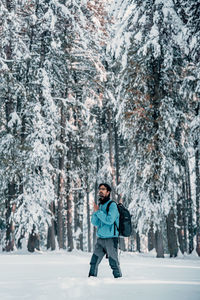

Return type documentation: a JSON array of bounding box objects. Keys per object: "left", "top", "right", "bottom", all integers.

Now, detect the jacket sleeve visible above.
[
  {"left": 95, "top": 202, "right": 118, "bottom": 225},
  {"left": 91, "top": 211, "right": 101, "bottom": 227}
]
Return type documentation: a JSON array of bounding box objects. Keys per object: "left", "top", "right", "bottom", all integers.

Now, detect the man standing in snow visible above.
[{"left": 88, "top": 183, "right": 122, "bottom": 278}]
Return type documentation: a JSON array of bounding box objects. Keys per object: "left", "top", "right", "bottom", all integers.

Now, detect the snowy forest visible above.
[{"left": 0, "top": 0, "right": 199, "bottom": 258}]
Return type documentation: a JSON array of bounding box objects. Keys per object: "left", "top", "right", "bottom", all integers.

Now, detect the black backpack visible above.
[{"left": 106, "top": 201, "right": 132, "bottom": 237}]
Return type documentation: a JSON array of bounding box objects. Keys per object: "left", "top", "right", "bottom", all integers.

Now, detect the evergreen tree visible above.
[{"left": 112, "top": 0, "right": 189, "bottom": 256}]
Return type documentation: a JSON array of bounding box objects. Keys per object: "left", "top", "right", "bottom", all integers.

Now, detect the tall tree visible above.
[{"left": 110, "top": 0, "right": 189, "bottom": 256}]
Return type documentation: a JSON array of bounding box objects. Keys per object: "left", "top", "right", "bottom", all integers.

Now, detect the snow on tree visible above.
[{"left": 108, "top": 0, "right": 196, "bottom": 256}]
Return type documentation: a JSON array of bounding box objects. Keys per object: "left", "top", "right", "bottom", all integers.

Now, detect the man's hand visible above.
[{"left": 93, "top": 202, "right": 99, "bottom": 212}]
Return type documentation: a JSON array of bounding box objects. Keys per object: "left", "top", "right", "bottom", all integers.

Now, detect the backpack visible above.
[{"left": 106, "top": 201, "right": 132, "bottom": 237}]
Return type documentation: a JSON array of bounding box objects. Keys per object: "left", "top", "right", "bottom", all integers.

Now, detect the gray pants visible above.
[{"left": 89, "top": 237, "right": 122, "bottom": 278}]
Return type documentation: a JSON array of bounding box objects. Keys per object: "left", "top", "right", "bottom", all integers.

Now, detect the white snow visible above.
[{"left": 0, "top": 250, "right": 199, "bottom": 300}]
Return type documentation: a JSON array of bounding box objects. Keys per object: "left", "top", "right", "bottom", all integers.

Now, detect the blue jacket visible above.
[{"left": 91, "top": 200, "right": 119, "bottom": 238}]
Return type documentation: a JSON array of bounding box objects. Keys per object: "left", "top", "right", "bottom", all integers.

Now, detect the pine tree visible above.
[
  {"left": 0, "top": 0, "right": 25, "bottom": 250},
  {"left": 111, "top": 0, "right": 189, "bottom": 256},
  {"left": 176, "top": 0, "right": 200, "bottom": 255}
]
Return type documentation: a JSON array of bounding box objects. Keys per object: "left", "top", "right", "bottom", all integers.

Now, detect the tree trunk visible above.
[
  {"left": 66, "top": 189, "right": 73, "bottom": 251},
  {"left": 66, "top": 135, "right": 74, "bottom": 252},
  {"left": 150, "top": 57, "right": 164, "bottom": 258},
  {"left": 57, "top": 104, "right": 66, "bottom": 249},
  {"left": 4, "top": 183, "right": 16, "bottom": 251},
  {"left": 114, "top": 122, "right": 121, "bottom": 203},
  {"left": 195, "top": 143, "right": 200, "bottom": 256},
  {"left": 5, "top": 208, "right": 15, "bottom": 252},
  {"left": 177, "top": 191, "right": 187, "bottom": 254},
  {"left": 185, "top": 160, "right": 194, "bottom": 254},
  {"left": 4, "top": 20, "right": 15, "bottom": 251},
  {"left": 57, "top": 175, "right": 64, "bottom": 249},
  {"left": 78, "top": 191, "right": 84, "bottom": 251},
  {"left": 136, "top": 232, "right": 140, "bottom": 252},
  {"left": 166, "top": 208, "right": 178, "bottom": 257},
  {"left": 86, "top": 183, "right": 91, "bottom": 252},
  {"left": 93, "top": 117, "right": 101, "bottom": 250},
  {"left": 128, "top": 229, "right": 137, "bottom": 252},
  {"left": 194, "top": 104, "right": 200, "bottom": 256},
  {"left": 118, "top": 237, "right": 126, "bottom": 251},
  {"left": 148, "top": 223, "right": 155, "bottom": 252},
  {"left": 74, "top": 189, "right": 84, "bottom": 251},
  {"left": 177, "top": 199, "right": 185, "bottom": 254},
  {"left": 155, "top": 228, "right": 164, "bottom": 258},
  {"left": 93, "top": 167, "right": 98, "bottom": 250},
  {"left": 107, "top": 108, "right": 116, "bottom": 201},
  {"left": 27, "top": 226, "right": 40, "bottom": 253},
  {"left": 47, "top": 202, "right": 56, "bottom": 250}
]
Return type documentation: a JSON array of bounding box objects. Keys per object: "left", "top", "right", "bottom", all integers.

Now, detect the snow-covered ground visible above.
[{"left": 0, "top": 250, "right": 200, "bottom": 300}]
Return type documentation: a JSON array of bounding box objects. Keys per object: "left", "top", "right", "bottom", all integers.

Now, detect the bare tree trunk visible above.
[
  {"left": 166, "top": 208, "right": 178, "bottom": 257},
  {"left": 4, "top": 10, "right": 15, "bottom": 251},
  {"left": 93, "top": 112, "right": 102, "bottom": 250},
  {"left": 155, "top": 228, "right": 164, "bottom": 258},
  {"left": 93, "top": 160, "right": 98, "bottom": 250},
  {"left": 72, "top": 81, "right": 84, "bottom": 251},
  {"left": 86, "top": 182, "right": 91, "bottom": 252},
  {"left": 78, "top": 192, "right": 84, "bottom": 251},
  {"left": 107, "top": 108, "right": 116, "bottom": 201},
  {"left": 113, "top": 121, "right": 126, "bottom": 250},
  {"left": 194, "top": 104, "right": 200, "bottom": 256},
  {"left": 136, "top": 232, "right": 140, "bottom": 252},
  {"left": 5, "top": 184, "right": 16, "bottom": 252},
  {"left": 128, "top": 228, "right": 137, "bottom": 252},
  {"left": 66, "top": 189, "right": 73, "bottom": 251},
  {"left": 57, "top": 172, "right": 64, "bottom": 249},
  {"left": 66, "top": 136, "right": 74, "bottom": 251},
  {"left": 114, "top": 122, "right": 122, "bottom": 203},
  {"left": 185, "top": 160, "right": 194, "bottom": 254},
  {"left": 5, "top": 67, "right": 15, "bottom": 251},
  {"left": 195, "top": 144, "right": 200, "bottom": 255},
  {"left": 177, "top": 198, "right": 184, "bottom": 254},
  {"left": 27, "top": 225, "right": 40, "bottom": 252},
  {"left": 148, "top": 223, "right": 155, "bottom": 252},
  {"left": 57, "top": 104, "right": 66, "bottom": 249},
  {"left": 47, "top": 202, "right": 56, "bottom": 250},
  {"left": 66, "top": 178, "right": 73, "bottom": 252},
  {"left": 74, "top": 188, "right": 84, "bottom": 251},
  {"left": 177, "top": 188, "right": 187, "bottom": 254},
  {"left": 150, "top": 57, "right": 164, "bottom": 258}
]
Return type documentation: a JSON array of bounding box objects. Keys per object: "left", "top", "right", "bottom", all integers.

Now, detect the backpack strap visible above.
[
  {"left": 106, "top": 200, "right": 115, "bottom": 214},
  {"left": 106, "top": 201, "right": 119, "bottom": 234}
]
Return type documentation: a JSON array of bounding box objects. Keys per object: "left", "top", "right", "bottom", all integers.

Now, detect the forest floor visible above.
[{"left": 0, "top": 249, "right": 200, "bottom": 300}]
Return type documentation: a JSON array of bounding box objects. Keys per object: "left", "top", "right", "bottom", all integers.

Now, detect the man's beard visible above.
[{"left": 99, "top": 195, "right": 110, "bottom": 205}]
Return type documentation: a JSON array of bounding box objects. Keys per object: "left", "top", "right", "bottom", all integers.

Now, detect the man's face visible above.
[{"left": 99, "top": 185, "right": 110, "bottom": 199}]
